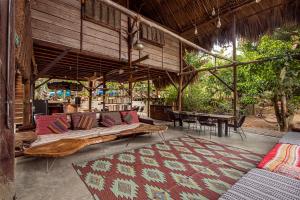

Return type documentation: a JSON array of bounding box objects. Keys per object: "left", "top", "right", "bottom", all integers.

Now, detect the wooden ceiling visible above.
[
  {"left": 129, "top": 0, "right": 299, "bottom": 49},
  {"left": 33, "top": 40, "right": 176, "bottom": 83}
]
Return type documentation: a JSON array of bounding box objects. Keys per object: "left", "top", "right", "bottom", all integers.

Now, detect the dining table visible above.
[{"left": 173, "top": 111, "right": 235, "bottom": 137}]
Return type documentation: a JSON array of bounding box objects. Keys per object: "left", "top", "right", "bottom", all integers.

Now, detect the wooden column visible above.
[
  {"left": 102, "top": 75, "right": 106, "bottom": 111},
  {"left": 147, "top": 71, "right": 151, "bottom": 117},
  {"left": 127, "top": 18, "right": 133, "bottom": 109},
  {"left": 178, "top": 42, "right": 183, "bottom": 111},
  {"left": 0, "top": 0, "right": 15, "bottom": 198},
  {"left": 23, "top": 78, "right": 32, "bottom": 126},
  {"left": 232, "top": 15, "right": 238, "bottom": 130},
  {"left": 88, "top": 81, "right": 93, "bottom": 111}
]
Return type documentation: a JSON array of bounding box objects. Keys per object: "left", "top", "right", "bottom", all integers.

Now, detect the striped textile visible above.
[
  {"left": 78, "top": 115, "right": 94, "bottom": 130},
  {"left": 258, "top": 143, "right": 300, "bottom": 172},
  {"left": 219, "top": 168, "right": 300, "bottom": 200},
  {"left": 48, "top": 118, "right": 69, "bottom": 134},
  {"left": 31, "top": 123, "right": 141, "bottom": 147}
]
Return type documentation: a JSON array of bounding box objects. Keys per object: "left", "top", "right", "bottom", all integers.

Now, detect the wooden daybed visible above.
[{"left": 22, "top": 123, "right": 168, "bottom": 158}]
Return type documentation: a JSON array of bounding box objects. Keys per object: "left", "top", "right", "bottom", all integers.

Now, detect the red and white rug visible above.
[{"left": 73, "top": 136, "right": 262, "bottom": 200}]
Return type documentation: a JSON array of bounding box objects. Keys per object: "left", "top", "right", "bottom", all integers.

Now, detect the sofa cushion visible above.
[
  {"left": 101, "top": 115, "right": 116, "bottom": 127},
  {"left": 71, "top": 112, "right": 97, "bottom": 129},
  {"left": 258, "top": 143, "right": 300, "bottom": 172},
  {"left": 48, "top": 118, "right": 69, "bottom": 134},
  {"left": 36, "top": 115, "right": 68, "bottom": 135},
  {"left": 101, "top": 112, "right": 122, "bottom": 125},
  {"left": 120, "top": 111, "right": 139, "bottom": 124},
  {"left": 77, "top": 115, "right": 94, "bottom": 130},
  {"left": 52, "top": 113, "right": 71, "bottom": 128}
]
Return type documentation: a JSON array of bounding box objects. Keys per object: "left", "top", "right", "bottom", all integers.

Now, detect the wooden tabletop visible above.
[{"left": 173, "top": 111, "right": 234, "bottom": 120}]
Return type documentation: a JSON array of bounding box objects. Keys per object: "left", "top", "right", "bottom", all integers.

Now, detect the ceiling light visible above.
[
  {"left": 194, "top": 26, "right": 198, "bottom": 35},
  {"left": 256, "top": 0, "right": 261, "bottom": 3},
  {"left": 134, "top": 42, "right": 144, "bottom": 50},
  {"left": 212, "top": 7, "right": 216, "bottom": 16},
  {"left": 217, "top": 17, "right": 222, "bottom": 28},
  {"left": 119, "top": 69, "right": 124, "bottom": 75}
]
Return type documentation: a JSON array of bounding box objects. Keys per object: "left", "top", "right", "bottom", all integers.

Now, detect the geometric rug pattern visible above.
[{"left": 73, "top": 135, "right": 262, "bottom": 200}]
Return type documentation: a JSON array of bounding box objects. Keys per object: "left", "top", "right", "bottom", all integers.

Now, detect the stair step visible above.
[{"left": 15, "top": 113, "right": 23, "bottom": 118}]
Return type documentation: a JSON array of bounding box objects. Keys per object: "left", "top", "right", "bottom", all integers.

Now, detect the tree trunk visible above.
[
  {"left": 280, "top": 92, "right": 289, "bottom": 131},
  {"left": 272, "top": 93, "right": 289, "bottom": 132}
]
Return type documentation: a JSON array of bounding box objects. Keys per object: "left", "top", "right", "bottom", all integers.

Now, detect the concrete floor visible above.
[{"left": 16, "top": 127, "right": 279, "bottom": 200}]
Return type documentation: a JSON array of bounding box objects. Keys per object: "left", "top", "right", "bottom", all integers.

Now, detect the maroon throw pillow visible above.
[
  {"left": 77, "top": 115, "right": 94, "bottom": 130},
  {"left": 71, "top": 112, "right": 97, "bottom": 129},
  {"left": 36, "top": 115, "right": 68, "bottom": 135},
  {"left": 120, "top": 111, "right": 139, "bottom": 124},
  {"left": 101, "top": 115, "right": 116, "bottom": 127},
  {"left": 48, "top": 118, "right": 69, "bottom": 134}
]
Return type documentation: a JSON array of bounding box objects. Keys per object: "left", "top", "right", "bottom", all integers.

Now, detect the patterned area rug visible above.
[{"left": 73, "top": 136, "right": 262, "bottom": 200}]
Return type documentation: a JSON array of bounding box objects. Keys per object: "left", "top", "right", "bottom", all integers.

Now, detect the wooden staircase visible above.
[{"left": 15, "top": 74, "right": 24, "bottom": 125}]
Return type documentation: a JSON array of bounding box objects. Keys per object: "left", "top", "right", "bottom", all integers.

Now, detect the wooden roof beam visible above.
[
  {"left": 100, "top": 0, "right": 232, "bottom": 62},
  {"left": 34, "top": 48, "right": 70, "bottom": 80}
]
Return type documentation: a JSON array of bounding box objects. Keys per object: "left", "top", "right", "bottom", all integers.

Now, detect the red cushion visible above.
[
  {"left": 71, "top": 112, "right": 97, "bottom": 129},
  {"left": 101, "top": 115, "right": 116, "bottom": 127},
  {"left": 48, "top": 118, "right": 69, "bottom": 134},
  {"left": 120, "top": 111, "right": 139, "bottom": 124},
  {"left": 36, "top": 115, "right": 68, "bottom": 135},
  {"left": 77, "top": 115, "right": 94, "bottom": 130}
]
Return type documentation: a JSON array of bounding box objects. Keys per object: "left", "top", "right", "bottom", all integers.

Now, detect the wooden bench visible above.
[{"left": 23, "top": 124, "right": 168, "bottom": 158}]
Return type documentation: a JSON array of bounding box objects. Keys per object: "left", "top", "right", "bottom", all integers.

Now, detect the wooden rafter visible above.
[
  {"left": 35, "top": 78, "right": 52, "bottom": 90},
  {"left": 132, "top": 55, "right": 149, "bottom": 65},
  {"left": 35, "top": 48, "right": 70, "bottom": 80},
  {"left": 165, "top": 70, "right": 178, "bottom": 90},
  {"left": 208, "top": 70, "right": 234, "bottom": 92}
]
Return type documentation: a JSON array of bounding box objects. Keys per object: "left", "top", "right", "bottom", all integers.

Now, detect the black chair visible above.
[
  {"left": 167, "top": 111, "right": 181, "bottom": 127},
  {"left": 197, "top": 116, "right": 217, "bottom": 138},
  {"left": 135, "top": 106, "right": 140, "bottom": 112},
  {"left": 180, "top": 112, "right": 197, "bottom": 131},
  {"left": 139, "top": 106, "right": 144, "bottom": 113},
  {"left": 228, "top": 116, "right": 246, "bottom": 140}
]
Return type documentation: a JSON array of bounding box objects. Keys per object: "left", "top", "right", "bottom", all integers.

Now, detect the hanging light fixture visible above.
[
  {"left": 134, "top": 42, "right": 144, "bottom": 50},
  {"left": 216, "top": 0, "right": 221, "bottom": 28},
  {"left": 134, "top": 17, "right": 144, "bottom": 50},
  {"left": 194, "top": 24, "right": 198, "bottom": 35},
  {"left": 118, "top": 69, "right": 124, "bottom": 75},
  {"left": 212, "top": 7, "right": 216, "bottom": 16},
  {"left": 217, "top": 17, "right": 222, "bottom": 28}
]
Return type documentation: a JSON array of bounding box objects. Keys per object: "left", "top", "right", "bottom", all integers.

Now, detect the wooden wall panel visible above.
[
  {"left": 82, "top": 21, "right": 120, "bottom": 57},
  {"left": 163, "top": 33, "right": 180, "bottom": 71},
  {"left": 31, "top": 0, "right": 81, "bottom": 49},
  {"left": 31, "top": 0, "right": 181, "bottom": 72}
]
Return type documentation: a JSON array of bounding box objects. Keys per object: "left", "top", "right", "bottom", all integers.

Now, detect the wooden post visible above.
[
  {"left": 0, "top": 0, "right": 15, "bottom": 198},
  {"left": 147, "top": 71, "right": 151, "bottom": 117},
  {"left": 128, "top": 18, "right": 133, "bottom": 109},
  {"left": 129, "top": 74, "right": 133, "bottom": 109},
  {"left": 23, "top": 79, "right": 32, "bottom": 126},
  {"left": 233, "top": 15, "right": 238, "bottom": 130},
  {"left": 178, "top": 42, "right": 183, "bottom": 111},
  {"left": 88, "top": 81, "right": 93, "bottom": 111},
  {"left": 102, "top": 76, "right": 106, "bottom": 111}
]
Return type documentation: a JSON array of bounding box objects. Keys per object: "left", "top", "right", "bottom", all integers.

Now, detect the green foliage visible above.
[{"left": 162, "top": 27, "right": 300, "bottom": 122}]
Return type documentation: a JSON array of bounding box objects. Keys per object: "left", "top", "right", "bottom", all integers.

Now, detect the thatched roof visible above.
[{"left": 129, "top": 0, "right": 299, "bottom": 49}]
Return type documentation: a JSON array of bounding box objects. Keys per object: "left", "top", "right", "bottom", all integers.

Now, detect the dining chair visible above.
[
  {"left": 228, "top": 115, "right": 246, "bottom": 140},
  {"left": 180, "top": 112, "right": 197, "bottom": 131},
  {"left": 197, "top": 116, "right": 217, "bottom": 138},
  {"left": 167, "top": 111, "right": 181, "bottom": 127}
]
